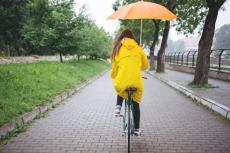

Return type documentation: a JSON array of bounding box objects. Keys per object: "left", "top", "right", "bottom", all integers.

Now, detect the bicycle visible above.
[
  {"left": 122, "top": 87, "right": 137, "bottom": 153},
  {"left": 120, "top": 77, "right": 147, "bottom": 153}
]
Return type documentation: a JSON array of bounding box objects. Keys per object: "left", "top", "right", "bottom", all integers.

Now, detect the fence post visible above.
[
  {"left": 192, "top": 51, "right": 197, "bottom": 67},
  {"left": 181, "top": 52, "right": 186, "bottom": 65},
  {"left": 177, "top": 52, "right": 181, "bottom": 64},
  {"left": 168, "top": 53, "right": 172, "bottom": 64},
  {"left": 187, "top": 51, "right": 191, "bottom": 66},
  {"left": 173, "top": 52, "right": 176, "bottom": 64},
  {"left": 219, "top": 49, "right": 225, "bottom": 71},
  {"left": 165, "top": 52, "right": 168, "bottom": 63},
  {"left": 208, "top": 50, "right": 213, "bottom": 68},
  {"left": 167, "top": 52, "right": 170, "bottom": 63},
  {"left": 169, "top": 53, "right": 172, "bottom": 64}
]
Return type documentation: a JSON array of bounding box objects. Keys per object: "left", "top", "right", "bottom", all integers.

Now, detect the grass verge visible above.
[
  {"left": 0, "top": 59, "right": 109, "bottom": 126},
  {"left": 0, "top": 124, "right": 28, "bottom": 145}
]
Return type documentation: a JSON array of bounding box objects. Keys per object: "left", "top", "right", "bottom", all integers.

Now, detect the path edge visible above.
[{"left": 146, "top": 71, "right": 230, "bottom": 120}]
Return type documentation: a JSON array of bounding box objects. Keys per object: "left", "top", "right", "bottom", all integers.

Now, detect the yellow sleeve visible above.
[
  {"left": 140, "top": 48, "right": 149, "bottom": 71},
  {"left": 110, "top": 60, "right": 118, "bottom": 79},
  {"left": 141, "top": 48, "right": 149, "bottom": 71}
]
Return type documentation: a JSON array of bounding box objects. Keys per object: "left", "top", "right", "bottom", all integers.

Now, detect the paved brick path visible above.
[
  {"left": 1, "top": 72, "right": 230, "bottom": 153},
  {"left": 154, "top": 69, "right": 230, "bottom": 108}
]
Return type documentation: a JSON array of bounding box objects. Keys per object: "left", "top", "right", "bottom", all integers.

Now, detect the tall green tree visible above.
[
  {"left": 75, "top": 21, "right": 112, "bottom": 59},
  {"left": 22, "top": 0, "right": 54, "bottom": 54},
  {"left": 1, "top": 0, "right": 112, "bottom": 60},
  {"left": 156, "top": 0, "right": 207, "bottom": 72},
  {"left": 0, "top": 0, "right": 28, "bottom": 56},
  {"left": 49, "top": 0, "right": 76, "bottom": 62},
  {"left": 149, "top": 20, "right": 161, "bottom": 70},
  {"left": 23, "top": 0, "right": 78, "bottom": 61},
  {"left": 157, "top": 20, "right": 170, "bottom": 72},
  {"left": 193, "top": 0, "right": 226, "bottom": 85}
]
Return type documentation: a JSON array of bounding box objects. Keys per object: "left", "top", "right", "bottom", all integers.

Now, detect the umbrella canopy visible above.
[
  {"left": 107, "top": 0, "right": 177, "bottom": 45},
  {"left": 107, "top": 0, "right": 176, "bottom": 20}
]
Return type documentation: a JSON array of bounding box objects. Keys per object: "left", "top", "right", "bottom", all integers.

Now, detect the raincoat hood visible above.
[{"left": 121, "top": 38, "right": 138, "bottom": 50}]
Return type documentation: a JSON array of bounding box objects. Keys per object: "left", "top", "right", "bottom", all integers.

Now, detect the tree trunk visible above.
[
  {"left": 16, "top": 46, "right": 21, "bottom": 56},
  {"left": 156, "top": 21, "right": 170, "bottom": 73},
  {"left": 60, "top": 51, "right": 63, "bottom": 62},
  {"left": 149, "top": 20, "right": 160, "bottom": 71},
  {"left": 7, "top": 44, "right": 10, "bottom": 57},
  {"left": 193, "top": 0, "right": 225, "bottom": 85}
]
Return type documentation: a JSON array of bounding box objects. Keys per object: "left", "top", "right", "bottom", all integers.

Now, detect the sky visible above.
[
  {"left": 74, "top": 0, "right": 119, "bottom": 35},
  {"left": 74, "top": 0, "right": 230, "bottom": 41}
]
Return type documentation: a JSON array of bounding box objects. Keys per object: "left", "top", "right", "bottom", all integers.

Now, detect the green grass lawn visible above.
[{"left": 0, "top": 60, "right": 109, "bottom": 126}]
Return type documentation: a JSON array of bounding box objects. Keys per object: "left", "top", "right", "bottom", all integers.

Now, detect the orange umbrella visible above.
[{"left": 107, "top": 0, "right": 177, "bottom": 44}]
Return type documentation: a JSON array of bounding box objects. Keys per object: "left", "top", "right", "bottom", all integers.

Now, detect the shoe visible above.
[
  {"left": 114, "top": 105, "right": 121, "bottom": 116},
  {"left": 134, "top": 128, "right": 141, "bottom": 136}
]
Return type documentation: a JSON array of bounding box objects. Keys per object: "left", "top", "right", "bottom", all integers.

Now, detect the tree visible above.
[
  {"left": 75, "top": 21, "right": 112, "bottom": 59},
  {"left": 0, "top": 0, "right": 28, "bottom": 56},
  {"left": 157, "top": 20, "right": 170, "bottom": 72},
  {"left": 23, "top": 0, "right": 81, "bottom": 61},
  {"left": 156, "top": 0, "right": 176, "bottom": 72},
  {"left": 149, "top": 20, "right": 161, "bottom": 70},
  {"left": 213, "top": 24, "right": 230, "bottom": 49},
  {"left": 20, "top": 0, "right": 112, "bottom": 60},
  {"left": 193, "top": 0, "right": 226, "bottom": 85},
  {"left": 22, "top": 0, "right": 54, "bottom": 55},
  {"left": 0, "top": 0, "right": 112, "bottom": 59},
  {"left": 48, "top": 0, "right": 77, "bottom": 62},
  {"left": 66, "top": 8, "right": 91, "bottom": 59},
  {"left": 156, "top": 0, "right": 207, "bottom": 72}
]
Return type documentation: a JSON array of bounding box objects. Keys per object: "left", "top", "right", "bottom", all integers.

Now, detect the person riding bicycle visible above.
[{"left": 110, "top": 29, "right": 149, "bottom": 136}]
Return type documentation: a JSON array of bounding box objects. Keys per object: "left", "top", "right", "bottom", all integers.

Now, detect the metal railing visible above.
[{"left": 165, "top": 49, "right": 230, "bottom": 72}]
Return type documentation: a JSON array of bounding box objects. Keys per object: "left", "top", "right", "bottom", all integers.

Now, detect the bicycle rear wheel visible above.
[{"left": 123, "top": 97, "right": 134, "bottom": 153}]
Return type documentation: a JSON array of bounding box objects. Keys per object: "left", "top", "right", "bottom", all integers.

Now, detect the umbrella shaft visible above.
[{"left": 140, "top": 19, "right": 143, "bottom": 46}]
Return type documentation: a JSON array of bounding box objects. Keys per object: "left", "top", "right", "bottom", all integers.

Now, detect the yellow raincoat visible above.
[{"left": 110, "top": 38, "right": 149, "bottom": 103}]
